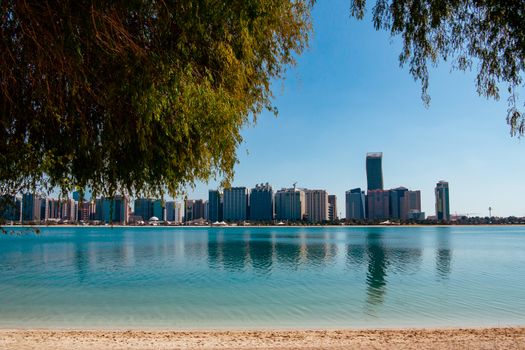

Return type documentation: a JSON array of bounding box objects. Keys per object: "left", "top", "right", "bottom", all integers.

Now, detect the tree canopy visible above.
[
  {"left": 1, "top": 1, "right": 523, "bottom": 201},
  {"left": 0, "top": 1, "right": 312, "bottom": 199},
  {"left": 350, "top": 0, "right": 525, "bottom": 135}
]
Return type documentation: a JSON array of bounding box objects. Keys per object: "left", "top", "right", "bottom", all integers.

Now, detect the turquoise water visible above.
[{"left": 0, "top": 226, "right": 524, "bottom": 329}]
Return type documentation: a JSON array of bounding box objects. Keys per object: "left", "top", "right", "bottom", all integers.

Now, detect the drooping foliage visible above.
[
  {"left": 350, "top": 0, "right": 525, "bottom": 135},
  {"left": 0, "top": 1, "right": 312, "bottom": 199}
]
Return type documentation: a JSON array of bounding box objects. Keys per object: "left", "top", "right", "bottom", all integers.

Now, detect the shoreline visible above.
[
  {"left": 4, "top": 224, "right": 525, "bottom": 228},
  {"left": 2, "top": 327, "right": 524, "bottom": 349}
]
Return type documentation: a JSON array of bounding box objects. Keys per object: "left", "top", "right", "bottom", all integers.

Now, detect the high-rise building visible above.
[
  {"left": 305, "top": 189, "right": 329, "bottom": 223},
  {"left": 165, "top": 201, "right": 175, "bottom": 221},
  {"left": 152, "top": 199, "right": 163, "bottom": 220},
  {"left": 134, "top": 198, "right": 151, "bottom": 221},
  {"left": 223, "top": 187, "right": 249, "bottom": 222},
  {"left": 345, "top": 188, "right": 366, "bottom": 220},
  {"left": 0, "top": 196, "right": 21, "bottom": 222},
  {"left": 404, "top": 190, "right": 422, "bottom": 220},
  {"left": 184, "top": 199, "right": 206, "bottom": 222},
  {"left": 79, "top": 201, "right": 94, "bottom": 222},
  {"left": 366, "top": 152, "right": 383, "bottom": 191},
  {"left": 249, "top": 183, "right": 273, "bottom": 221},
  {"left": 435, "top": 181, "right": 450, "bottom": 221},
  {"left": 193, "top": 199, "right": 206, "bottom": 220},
  {"left": 184, "top": 199, "right": 195, "bottom": 222},
  {"left": 275, "top": 188, "right": 305, "bottom": 221},
  {"left": 165, "top": 201, "right": 183, "bottom": 223},
  {"left": 134, "top": 198, "right": 164, "bottom": 221},
  {"left": 366, "top": 189, "right": 390, "bottom": 220},
  {"left": 389, "top": 187, "right": 408, "bottom": 219},
  {"left": 22, "top": 193, "right": 43, "bottom": 222},
  {"left": 208, "top": 190, "right": 223, "bottom": 222},
  {"left": 174, "top": 202, "right": 183, "bottom": 223},
  {"left": 328, "top": 195, "right": 337, "bottom": 221},
  {"left": 389, "top": 187, "right": 422, "bottom": 220},
  {"left": 100, "top": 195, "right": 129, "bottom": 224}
]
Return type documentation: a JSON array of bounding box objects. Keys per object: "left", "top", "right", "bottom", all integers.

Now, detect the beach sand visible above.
[{"left": 1, "top": 327, "right": 524, "bottom": 350}]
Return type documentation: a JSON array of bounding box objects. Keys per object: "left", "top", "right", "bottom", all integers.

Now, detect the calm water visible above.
[{"left": 0, "top": 226, "right": 524, "bottom": 329}]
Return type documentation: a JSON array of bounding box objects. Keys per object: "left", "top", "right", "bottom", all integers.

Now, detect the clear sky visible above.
[{"left": 186, "top": 0, "right": 525, "bottom": 218}]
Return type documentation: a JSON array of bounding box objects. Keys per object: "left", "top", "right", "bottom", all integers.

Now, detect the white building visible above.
[{"left": 305, "top": 189, "right": 329, "bottom": 223}]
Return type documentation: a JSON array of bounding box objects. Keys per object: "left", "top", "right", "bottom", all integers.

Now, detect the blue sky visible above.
[{"left": 186, "top": 0, "right": 525, "bottom": 218}]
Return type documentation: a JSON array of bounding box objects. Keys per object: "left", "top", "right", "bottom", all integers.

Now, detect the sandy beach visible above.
[{"left": 1, "top": 327, "right": 524, "bottom": 350}]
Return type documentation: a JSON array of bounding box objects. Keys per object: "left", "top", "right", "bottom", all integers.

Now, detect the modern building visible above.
[
  {"left": 275, "top": 187, "right": 305, "bottom": 221},
  {"left": 152, "top": 199, "right": 164, "bottom": 220},
  {"left": 435, "top": 181, "right": 450, "bottom": 221},
  {"left": 223, "top": 187, "right": 249, "bottom": 222},
  {"left": 366, "top": 189, "right": 390, "bottom": 220},
  {"left": 345, "top": 188, "right": 366, "bottom": 220},
  {"left": 174, "top": 202, "right": 183, "bottom": 223},
  {"left": 390, "top": 187, "right": 422, "bottom": 220},
  {"left": 0, "top": 196, "right": 21, "bottom": 222},
  {"left": 208, "top": 190, "right": 223, "bottom": 222},
  {"left": 328, "top": 195, "right": 337, "bottom": 221},
  {"left": 165, "top": 201, "right": 175, "bottom": 221},
  {"left": 249, "top": 183, "right": 273, "bottom": 221},
  {"left": 21, "top": 193, "right": 43, "bottom": 222},
  {"left": 134, "top": 198, "right": 164, "bottom": 221},
  {"left": 166, "top": 201, "right": 183, "bottom": 223},
  {"left": 79, "top": 201, "right": 94, "bottom": 222},
  {"left": 404, "top": 190, "right": 422, "bottom": 220},
  {"left": 366, "top": 152, "right": 384, "bottom": 191},
  {"left": 45, "top": 198, "right": 77, "bottom": 221},
  {"left": 184, "top": 199, "right": 194, "bottom": 222},
  {"left": 305, "top": 189, "right": 329, "bottom": 223},
  {"left": 134, "top": 198, "right": 151, "bottom": 221},
  {"left": 100, "top": 195, "right": 129, "bottom": 224},
  {"left": 389, "top": 187, "right": 408, "bottom": 220}
]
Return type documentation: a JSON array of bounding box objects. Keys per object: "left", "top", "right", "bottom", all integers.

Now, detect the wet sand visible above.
[{"left": 1, "top": 327, "right": 524, "bottom": 349}]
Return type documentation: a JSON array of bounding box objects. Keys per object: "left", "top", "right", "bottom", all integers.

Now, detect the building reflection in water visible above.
[
  {"left": 436, "top": 229, "right": 452, "bottom": 279},
  {"left": 74, "top": 239, "right": 89, "bottom": 283},
  {"left": 365, "top": 230, "right": 389, "bottom": 307}
]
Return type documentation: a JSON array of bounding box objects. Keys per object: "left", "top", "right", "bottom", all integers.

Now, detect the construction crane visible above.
[{"left": 292, "top": 182, "right": 297, "bottom": 190}]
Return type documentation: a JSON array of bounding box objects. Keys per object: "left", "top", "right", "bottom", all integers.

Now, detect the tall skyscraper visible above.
[
  {"left": 185, "top": 200, "right": 194, "bottom": 222},
  {"left": 152, "top": 199, "right": 164, "bottom": 219},
  {"left": 275, "top": 188, "right": 305, "bottom": 221},
  {"left": 305, "top": 189, "right": 329, "bottom": 223},
  {"left": 366, "top": 189, "right": 390, "bottom": 220},
  {"left": 389, "top": 187, "right": 408, "bottom": 219},
  {"left": 208, "top": 190, "right": 223, "bottom": 222},
  {"left": 134, "top": 198, "right": 164, "bottom": 221},
  {"left": 166, "top": 201, "right": 183, "bottom": 223},
  {"left": 366, "top": 152, "right": 384, "bottom": 191},
  {"left": 101, "top": 195, "right": 129, "bottom": 224},
  {"left": 328, "top": 195, "right": 337, "bottom": 221},
  {"left": 389, "top": 187, "right": 422, "bottom": 220},
  {"left": 435, "top": 181, "right": 450, "bottom": 221},
  {"left": 22, "top": 193, "right": 43, "bottom": 222},
  {"left": 345, "top": 188, "right": 366, "bottom": 220},
  {"left": 249, "top": 183, "right": 274, "bottom": 221},
  {"left": 0, "top": 196, "right": 21, "bottom": 222},
  {"left": 223, "top": 187, "right": 249, "bottom": 222}
]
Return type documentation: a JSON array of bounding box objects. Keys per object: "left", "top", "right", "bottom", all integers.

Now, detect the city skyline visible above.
[{"left": 181, "top": 0, "right": 524, "bottom": 218}]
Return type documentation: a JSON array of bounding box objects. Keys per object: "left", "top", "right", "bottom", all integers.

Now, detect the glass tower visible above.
[
  {"left": 366, "top": 152, "right": 383, "bottom": 191},
  {"left": 435, "top": 181, "right": 450, "bottom": 221}
]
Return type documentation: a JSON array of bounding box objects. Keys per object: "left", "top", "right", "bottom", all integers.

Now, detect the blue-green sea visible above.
[{"left": 0, "top": 226, "right": 524, "bottom": 329}]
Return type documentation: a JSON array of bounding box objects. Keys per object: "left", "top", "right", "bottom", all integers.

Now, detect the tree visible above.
[
  {"left": 0, "top": 1, "right": 312, "bottom": 199},
  {"left": 350, "top": 0, "right": 525, "bottom": 135}
]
